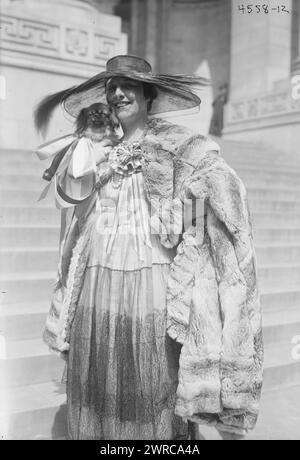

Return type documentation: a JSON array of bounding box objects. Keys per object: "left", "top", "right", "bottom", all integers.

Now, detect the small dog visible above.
[{"left": 42, "top": 103, "right": 119, "bottom": 181}]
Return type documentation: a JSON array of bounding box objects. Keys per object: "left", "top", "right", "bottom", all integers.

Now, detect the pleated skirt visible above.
[{"left": 67, "top": 261, "right": 188, "bottom": 439}]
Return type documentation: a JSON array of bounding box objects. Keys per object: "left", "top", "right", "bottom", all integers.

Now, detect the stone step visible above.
[
  {"left": 253, "top": 227, "right": 300, "bottom": 244},
  {"left": 261, "top": 286, "right": 300, "bottom": 311},
  {"left": 1, "top": 163, "right": 45, "bottom": 176},
  {"left": 0, "top": 338, "right": 65, "bottom": 388},
  {"left": 219, "top": 143, "right": 299, "bottom": 159},
  {"left": 218, "top": 138, "right": 298, "bottom": 157},
  {"left": 16, "top": 223, "right": 291, "bottom": 251},
  {"left": 237, "top": 171, "right": 300, "bottom": 185},
  {"left": 2, "top": 145, "right": 299, "bottom": 166},
  {"left": 1, "top": 185, "right": 300, "bottom": 218},
  {"left": 0, "top": 301, "right": 48, "bottom": 341},
  {"left": 235, "top": 167, "right": 300, "bottom": 182},
  {"left": 0, "top": 247, "right": 59, "bottom": 274},
  {"left": 0, "top": 207, "right": 60, "bottom": 226},
  {"left": 1, "top": 269, "right": 299, "bottom": 309},
  {"left": 1, "top": 292, "right": 298, "bottom": 381},
  {"left": 252, "top": 212, "right": 300, "bottom": 228},
  {"left": 256, "top": 244, "right": 300, "bottom": 265},
  {"left": 0, "top": 174, "right": 47, "bottom": 191},
  {"left": 1, "top": 205, "right": 300, "bottom": 229},
  {"left": 264, "top": 340, "right": 300, "bottom": 390},
  {"left": 3, "top": 144, "right": 300, "bottom": 171},
  {"left": 1, "top": 329, "right": 298, "bottom": 392},
  {"left": 220, "top": 139, "right": 295, "bottom": 153},
  {"left": 224, "top": 155, "right": 300, "bottom": 169},
  {"left": 230, "top": 161, "right": 300, "bottom": 174},
  {"left": 2, "top": 182, "right": 300, "bottom": 203},
  {"left": 3, "top": 152, "right": 300, "bottom": 175},
  {"left": 0, "top": 272, "right": 55, "bottom": 304},
  {"left": 0, "top": 170, "right": 47, "bottom": 191},
  {"left": 3, "top": 247, "right": 299, "bottom": 283},
  {"left": 258, "top": 264, "right": 300, "bottom": 287},
  {"left": 247, "top": 188, "right": 300, "bottom": 201},
  {"left": 263, "top": 307, "right": 300, "bottom": 344},
  {"left": 222, "top": 150, "right": 300, "bottom": 165},
  {"left": 3, "top": 188, "right": 296, "bottom": 213},
  {"left": 249, "top": 199, "right": 300, "bottom": 213},
  {"left": 0, "top": 190, "right": 54, "bottom": 207},
  {"left": 223, "top": 151, "right": 300, "bottom": 165},
  {"left": 1, "top": 336, "right": 299, "bottom": 439},
  {"left": 1, "top": 292, "right": 299, "bottom": 344},
  {"left": 232, "top": 160, "right": 300, "bottom": 171},
  {"left": 0, "top": 149, "right": 38, "bottom": 161},
  {"left": 0, "top": 150, "right": 55, "bottom": 168},
  {"left": 4, "top": 157, "right": 300, "bottom": 177},
  {"left": 0, "top": 225, "right": 60, "bottom": 248},
  {"left": 246, "top": 384, "right": 300, "bottom": 440},
  {"left": 3, "top": 174, "right": 300, "bottom": 198},
  {"left": 243, "top": 176, "right": 300, "bottom": 189},
  {"left": 197, "top": 384, "right": 300, "bottom": 440},
  {"left": 0, "top": 381, "right": 67, "bottom": 440}
]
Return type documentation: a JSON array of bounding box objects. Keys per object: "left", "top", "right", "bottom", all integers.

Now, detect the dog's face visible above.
[{"left": 76, "top": 102, "right": 119, "bottom": 134}]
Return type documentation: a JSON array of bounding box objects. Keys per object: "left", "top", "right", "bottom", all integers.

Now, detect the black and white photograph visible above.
[{"left": 0, "top": 0, "right": 300, "bottom": 442}]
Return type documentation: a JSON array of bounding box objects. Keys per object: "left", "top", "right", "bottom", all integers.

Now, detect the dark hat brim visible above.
[{"left": 63, "top": 70, "right": 208, "bottom": 117}]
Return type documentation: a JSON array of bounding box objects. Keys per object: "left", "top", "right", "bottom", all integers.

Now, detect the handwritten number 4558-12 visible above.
[{"left": 238, "top": 5, "right": 290, "bottom": 14}]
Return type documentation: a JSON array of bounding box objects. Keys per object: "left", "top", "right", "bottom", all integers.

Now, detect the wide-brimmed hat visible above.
[{"left": 34, "top": 54, "right": 210, "bottom": 134}]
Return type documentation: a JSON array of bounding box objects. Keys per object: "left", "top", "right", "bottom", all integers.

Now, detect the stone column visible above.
[
  {"left": 93, "top": 0, "right": 120, "bottom": 15},
  {"left": 223, "top": 0, "right": 300, "bottom": 155},
  {"left": 229, "top": 0, "right": 293, "bottom": 100},
  {"left": 144, "top": 0, "right": 159, "bottom": 71},
  {"left": 130, "top": 0, "right": 139, "bottom": 54},
  {"left": 291, "top": 0, "right": 300, "bottom": 73}
]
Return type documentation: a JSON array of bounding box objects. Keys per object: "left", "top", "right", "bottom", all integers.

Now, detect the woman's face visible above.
[{"left": 106, "top": 77, "right": 148, "bottom": 124}]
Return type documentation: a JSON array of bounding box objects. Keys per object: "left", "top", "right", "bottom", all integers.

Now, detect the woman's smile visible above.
[{"left": 113, "top": 100, "right": 131, "bottom": 110}]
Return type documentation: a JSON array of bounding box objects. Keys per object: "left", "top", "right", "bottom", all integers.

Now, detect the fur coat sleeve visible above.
[{"left": 165, "top": 133, "right": 263, "bottom": 435}]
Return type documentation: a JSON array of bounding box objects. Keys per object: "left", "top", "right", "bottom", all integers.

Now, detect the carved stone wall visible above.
[
  {"left": 223, "top": 0, "right": 299, "bottom": 155},
  {"left": 129, "top": 0, "right": 230, "bottom": 94},
  {"left": 0, "top": 0, "right": 127, "bottom": 76},
  {"left": 223, "top": 83, "right": 300, "bottom": 154},
  {"left": 291, "top": 0, "right": 300, "bottom": 73},
  {"left": 0, "top": 0, "right": 127, "bottom": 149}
]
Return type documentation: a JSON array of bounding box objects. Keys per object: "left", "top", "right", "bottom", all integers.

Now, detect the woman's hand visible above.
[{"left": 94, "top": 139, "right": 113, "bottom": 166}]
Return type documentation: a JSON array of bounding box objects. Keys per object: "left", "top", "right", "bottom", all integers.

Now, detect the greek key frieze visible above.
[
  {"left": 0, "top": 15, "right": 59, "bottom": 52},
  {"left": 0, "top": 14, "right": 123, "bottom": 71},
  {"left": 247, "top": 99, "right": 259, "bottom": 118},
  {"left": 65, "top": 29, "right": 89, "bottom": 57},
  {"left": 94, "top": 34, "right": 117, "bottom": 60},
  {"left": 230, "top": 101, "right": 247, "bottom": 121},
  {"left": 228, "top": 88, "right": 300, "bottom": 123}
]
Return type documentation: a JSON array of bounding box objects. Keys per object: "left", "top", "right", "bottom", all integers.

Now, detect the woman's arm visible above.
[{"left": 67, "top": 137, "right": 112, "bottom": 179}]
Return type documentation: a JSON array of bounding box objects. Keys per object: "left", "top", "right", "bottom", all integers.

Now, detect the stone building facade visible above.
[
  {"left": 1, "top": 0, "right": 300, "bottom": 152},
  {"left": 100, "top": 0, "right": 300, "bottom": 154},
  {"left": 0, "top": 0, "right": 127, "bottom": 148}
]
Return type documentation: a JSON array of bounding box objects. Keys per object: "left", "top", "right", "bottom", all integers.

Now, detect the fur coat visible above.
[{"left": 43, "top": 118, "right": 263, "bottom": 435}]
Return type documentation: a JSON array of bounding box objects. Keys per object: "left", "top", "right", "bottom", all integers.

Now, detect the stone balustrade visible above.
[{"left": 226, "top": 87, "right": 300, "bottom": 125}]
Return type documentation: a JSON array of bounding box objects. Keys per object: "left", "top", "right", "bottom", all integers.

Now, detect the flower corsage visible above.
[{"left": 109, "top": 141, "right": 143, "bottom": 176}]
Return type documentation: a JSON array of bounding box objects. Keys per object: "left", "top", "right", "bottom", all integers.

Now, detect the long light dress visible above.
[{"left": 66, "top": 149, "right": 187, "bottom": 440}]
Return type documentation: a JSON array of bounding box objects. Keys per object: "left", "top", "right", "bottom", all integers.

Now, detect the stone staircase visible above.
[{"left": 1, "top": 141, "right": 300, "bottom": 440}]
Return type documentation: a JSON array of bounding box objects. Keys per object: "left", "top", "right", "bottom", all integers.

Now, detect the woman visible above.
[{"left": 37, "top": 55, "right": 263, "bottom": 440}]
